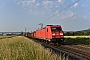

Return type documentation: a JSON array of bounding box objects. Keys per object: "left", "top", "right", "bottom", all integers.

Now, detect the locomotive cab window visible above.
[{"left": 51, "top": 28, "right": 61, "bottom": 31}]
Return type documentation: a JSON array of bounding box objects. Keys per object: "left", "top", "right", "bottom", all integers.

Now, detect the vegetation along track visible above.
[{"left": 29, "top": 38, "right": 90, "bottom": 60}]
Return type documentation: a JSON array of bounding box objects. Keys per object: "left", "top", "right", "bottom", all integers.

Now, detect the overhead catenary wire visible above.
[
  {"left": 40, "top": 0, "right": 80, "bottom": 24},
  {"left": 38, "top": 0, "right": 80, "bottom": 29},
  {"left": 64, "top": 9, "right": 90, "bottom": 20},
  {"left": 48, "top": 0, "right": 80, "bottom": 20}
]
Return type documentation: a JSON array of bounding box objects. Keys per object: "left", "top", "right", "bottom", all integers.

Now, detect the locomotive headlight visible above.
[
  {"left": 60, "top": 33, "right": 63, "bottom": 35},
  {"left": 52, "top": 34, "right": 55, "bottom": 36}
]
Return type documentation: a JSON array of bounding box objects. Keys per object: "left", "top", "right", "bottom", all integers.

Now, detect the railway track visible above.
[
  {"left": 70, "top": 45, "right": 90, "bottom": 52},
  {"left": 58, "top": 45, "right": 90, "bottom": 60},
  {"left": 30, "top": 38, "right": 90, "bottom": 60},
  {"left": 47, "top": 43, "right": 90, "bottom": 60}
]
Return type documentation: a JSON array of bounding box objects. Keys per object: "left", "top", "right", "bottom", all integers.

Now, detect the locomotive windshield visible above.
[{"left": 51, "top": 27, "right": 61, "bottom": 31}]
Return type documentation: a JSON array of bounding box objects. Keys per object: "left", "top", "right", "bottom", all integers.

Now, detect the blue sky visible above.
[{"left": 0, "top": 0, "right": 90, "bottom": 32}]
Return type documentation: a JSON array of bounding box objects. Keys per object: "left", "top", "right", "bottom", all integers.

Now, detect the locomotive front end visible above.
[{"left": 51, "top": 25, "right": 64, "bottom": 43}]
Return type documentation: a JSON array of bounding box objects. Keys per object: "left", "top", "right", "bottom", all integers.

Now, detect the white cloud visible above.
[
  {"left": 10, "top": 0, "right": 66, "bottom": 15},
  {"left": 84, "top": 16, "right": 86, "bottom": 19},
  {"left": 73, "top": 3, "right": 78, "bottom": 7},
  {"left": 82, "top": 4, "right": 89, "bottom": 7},
  {"left": 30, "top": 10, "right": 32, "bottom": 12},
  {"left": 58, "top": 0, "right": 62, "bottom": 3},
  {"left": 61, "top": 11, "right": 74, "bottom": 19},
  {"left": 32, "top": 0, "right": 35, "bottom": 3},
  {"left": 36, "top": 3, "right": 40, "bottom": 6},
  {"left": 42, "top": 0, "right": 53, "bottom": 9},
  {"left": 41, "top": 12, "right": 45, "bottom": 15},
  {"left": 58, "top": 0, "right": 66, "bottom": 4}
]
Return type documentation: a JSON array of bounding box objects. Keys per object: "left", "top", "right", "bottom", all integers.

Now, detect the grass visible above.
[
  {"left": 64, "top": 37, "right": 90, "bottom": 45},
  {"left": 0, "top": 36, "right": 62, "bottom": 60}
]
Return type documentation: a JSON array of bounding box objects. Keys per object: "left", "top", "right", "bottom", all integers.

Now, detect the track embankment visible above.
[{"left": 31, "top": 38, "right": 90, "bottom": 60}]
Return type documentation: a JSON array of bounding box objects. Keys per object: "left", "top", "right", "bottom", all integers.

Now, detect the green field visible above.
[
  {"left": 0, "top": 36, "right": 62, "bottom": 60},
  {"left": 64, "top": 37, "right": 90, "bottom": 45},
  {"left": 0, "top": 36, "right": 13, "bottom": 39}
]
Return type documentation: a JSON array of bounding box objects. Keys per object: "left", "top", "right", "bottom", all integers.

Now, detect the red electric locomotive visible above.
[
  {"left": 27, "top": 25, "right": 64, "bottom": 44},
  {"left": 35, "top": 25, "right": 64, "bottom": 43}
]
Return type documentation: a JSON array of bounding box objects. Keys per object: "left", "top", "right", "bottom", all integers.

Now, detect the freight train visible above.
[{"left": 26, "top": 25, "right": 64, "bottom": 44}]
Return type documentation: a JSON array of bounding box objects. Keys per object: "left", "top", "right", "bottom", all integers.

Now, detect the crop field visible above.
[
  {"left": 64, "top": 36, "right": 90, "bottom": 38},
  {"left": 0, "top": 36, "right": 62, "bottom": 60},
  {"left": 0, "top": 36, "right": 13, "bottom": 39}
]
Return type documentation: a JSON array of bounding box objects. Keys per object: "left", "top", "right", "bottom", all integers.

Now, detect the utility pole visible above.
[
  {"left": 38, "top": 23, "right": 43, "bottom": 29},
  {"left": 25, "top": 27, "right": 26, "bottom": 36}
]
